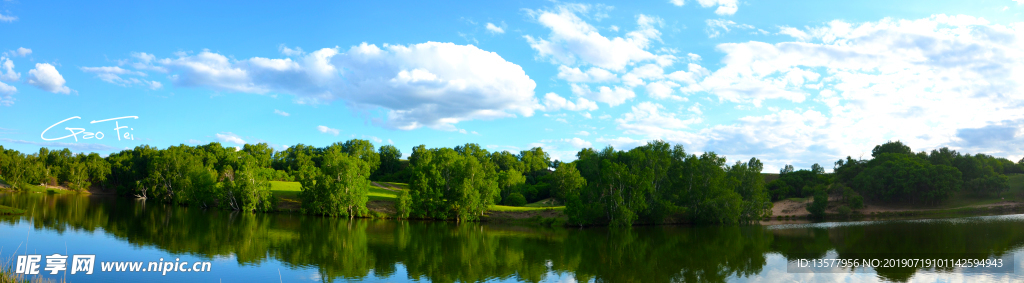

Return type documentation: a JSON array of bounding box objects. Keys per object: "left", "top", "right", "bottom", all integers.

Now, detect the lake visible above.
[{"left": 1, "top": 193, "right": 1022, "bottom": 282}]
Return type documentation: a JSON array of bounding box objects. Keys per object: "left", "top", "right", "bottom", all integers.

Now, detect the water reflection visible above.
[{"left": 1, "top": 193, "right": 1023, "bottom": 282}]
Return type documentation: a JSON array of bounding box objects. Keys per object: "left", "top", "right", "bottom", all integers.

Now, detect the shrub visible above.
[
  {"left": 837, "top": 205, "right": 852, "bottom": 219},
  {"left": 806, "top": 190, "right": 828, "bottom": 218},
  {"left": 505, "top": 192, "right": 527, "bottom": 206},
  {"left": 395, "top": 190, "right": 412, "bottom": 219}
]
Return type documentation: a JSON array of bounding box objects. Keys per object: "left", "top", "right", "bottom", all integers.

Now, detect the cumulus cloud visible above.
[
  {"left": 570, "top": 84, "right": 636, "bottom": 106},
  {"left": 0, "top": 81, "right": 15, "bottom": 106},
  {"left": 215, "top": 132, "right": 246, "bottom": 145},
  {"left": 81, "top": 66, "right": 162, "bottom": 89},
  {"left": 27, "top": 63, "right": 72, "bottom": 94},
  {"left": 0, "top": 57, "right": 19, "bottom": 82},
  {"left": 645, "top": 80, "right": 683, "bottom": 100},
  {"left": 617, "top": 15, "right": 1024, "bottom": 169},
  {"left": 696, "top": 0, "right": 739, "bottom": 15},
  {"left": 524, "top": 5, "right": 661, "bottom": 71},
  {"left": 134, "top": 42, "right": 538, "bottom": 131},
  {"left": 485, "top": 22, "right": 505, "bottom": 34},
  {"left": 542, "top": 92, "right": 599, "bottom": 111},
  {"left": 317, "top": 125, "right": 340, "bottom": 136},
  {"left": 595, "top": 136, "right": 647, "bottom": 150},
  {"left": 279, "top": 45, "right": 304, "bottom": 56},
  {"left": 616, "top": 102, "right": 702, "bottom": 138},
  {"left": 669, "top": 0, "right": 685, "bottom": 7},
  {"left": 14, "top": 48, "right": 31, "bottom": 57},
  {"left": 705, "top": 19, "right": 754, "bottom": 38},
  {"left": 556, "top": 65, "right": 617, "bottom": 83},
  {"left": 274, "top": 109, "right": 290, "bottom": 116}
]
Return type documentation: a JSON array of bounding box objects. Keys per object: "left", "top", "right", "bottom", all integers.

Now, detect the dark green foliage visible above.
[
  {"left": 852, "top": 153, "right": 961, "bottom": 204},
  {"left": 504, "top": 192, "right": 527, "bottom": 206},
  {"left": 767, "top": 168, "right": 830, "bottom": 201},
  {"left": 374, "top": 145, "right": 402, "bottom": 180},
  {"left": 837, "top": 205, "right": 852, "bottom": 218},
  {"left": 565, "top": 140, "right": 771, "bottom": 226},
  {"left": 807, "top": 190, "right": 828, "bottom": 218},
  {"left": 872, "top": 140, "right": 913, "bottom": 157}
]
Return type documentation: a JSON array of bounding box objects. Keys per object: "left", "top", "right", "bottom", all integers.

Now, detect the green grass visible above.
[
  {"left": 0, "top": 204, "right": 25, "bottom": 215},
  {"left": 270, "top": 181, "right": 302, "bottom": 201},
  {"left": 523, "top": 198, "right": 561, "bottom": 207},
  {"left": 489, "top": 205, "right": 565, "bottom": 212},
  {"left": 19, "top": 183, "right": 72, "bottom": 194},
  {"left": 270, "top": 181, "right": 400, "bottom": 202},
  {"left": 377, "top": 182, "right": 409, "bottom": 190},
  {"left": 368, "top": 186, "right": 399, "bottom": 201}
]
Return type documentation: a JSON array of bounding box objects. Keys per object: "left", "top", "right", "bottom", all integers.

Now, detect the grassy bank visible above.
[{"left": 269, "top": 181, "right": 567, "bottom": 222}]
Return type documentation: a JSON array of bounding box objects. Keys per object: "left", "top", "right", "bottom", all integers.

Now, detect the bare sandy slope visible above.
[{"left": 769, "top": 197, "right": 1022, "bottom": 218}]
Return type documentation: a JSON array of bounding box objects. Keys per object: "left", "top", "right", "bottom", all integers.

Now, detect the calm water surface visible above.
[{"left": 1, "top": 193, "right": 1023, "bottom": 282}]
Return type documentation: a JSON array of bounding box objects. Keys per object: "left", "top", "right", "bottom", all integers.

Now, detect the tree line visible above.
[{"left": 2, "top": 139, "right": 1021, "bottom": 225}]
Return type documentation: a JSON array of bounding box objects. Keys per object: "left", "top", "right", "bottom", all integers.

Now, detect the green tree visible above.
[
  {"left": 300, "top": 146, "right": 371, "bottom": 218},
  {"left": 807, "top": 190, "right": 828, "bottom": 218},
  {"left": 374, "top": 144, "right": 402, "bottom": 180},
  {"left": 551, "top": 162, "right": 586, "bottom": 203}
]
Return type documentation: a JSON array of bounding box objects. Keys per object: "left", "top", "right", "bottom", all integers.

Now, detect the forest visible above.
[{"left": 1, "top": 140, "right": 1021, "bottom": 226}]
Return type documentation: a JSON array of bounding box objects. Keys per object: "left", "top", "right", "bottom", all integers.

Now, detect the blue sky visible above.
[{"left": 1, "top": 0, "right": 1023, "bottom": 172}]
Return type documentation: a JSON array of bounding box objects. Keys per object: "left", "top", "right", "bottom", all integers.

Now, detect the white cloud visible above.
[
  {"left": 316, "top": 125, "right": 340, "bottom": 136},
  {"left": 595, "top": 136, "right": 647, "bottom": 150},
  {"left": 777, "top": 26, "right": 814, "bottom": 41},
  {"left": 137, "top": 42, "right": 538, "bottom": 131},
  {"left": 279, "top": 45, "right": 304, "bottom": 56},
  {"left": 645, "top": 81, "right": 683, "bottom": 100},
  {"left": 621, "top": 15, "right": 1024, "bottom": 170},
  {"left": 564, "top": 137, "right": 592, "bottom": 148},
  {"left": 556, "top": 65, "right": 618, "bottom": 83},
  {"left": 570, "top": 84, "right": 636, "bottom": 106},
  {"left": 524, "top": 5, "right": 660, "bottom": 71},
  {"left": 27, "top": 63, "right": 72, "bottom": 94},
  {"left": 616, "top": 102, "right": 702, "bottom": 138},
  {"left": 274, "top": 109, "right": 290, "bottom": 116},
  {"left": 215, "top": 132, "right": 246, "bottom": 145},
  {"left": 0, "top": 13, "right": 16, "bottom": 23},
  {"left": 696, "top": 0, "right": 739, "bottom": 15},
  {"left": 14, "top": 48, "right": 31, "bottom": 57},
  {"left": 542, "top": 92, "right": 599, "bottom": 111},
  {"left": 188, "top": 139, "right": 203, "bottom": 144},
  {"left": 485, "top": 22, "right": 505, "bottom": 34},
  {"left": 0, "top": 81, "right": 15, "bottom": 106},
  {"left": 0, "top": 57, "right": 19, "bottom": 82},
  {"left": 81, "top": 66, "right": 162, "bottom": 89},
  {"left": 669, "top": 0, "right": 685, "bottom": 7},
  {"left": 705, "top": 19, "right": 754, "bottom": 38},
  {"left": 576, "top": 131, "right": 590, "bottom": 136}
]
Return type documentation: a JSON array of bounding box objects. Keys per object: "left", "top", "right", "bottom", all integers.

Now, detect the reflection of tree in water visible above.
[{"left": 5, "top": 194, "right": 1024, "bottom": 282}]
